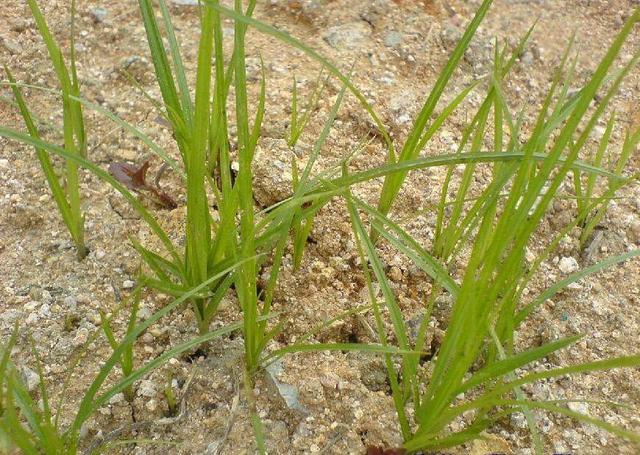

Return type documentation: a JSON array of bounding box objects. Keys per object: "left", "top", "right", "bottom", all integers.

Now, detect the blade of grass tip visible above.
[
  {"left": 573, "top": 117, "right": 616, "bottom": 219},
  {"left": 247, "top": 54, "right": 266, "bottom": 160},
  {"left": 581, "top": 123, "right": 640, "bottom": 245},
  {"left": 204, "top": 0, "right": 394, "bottom": 154},
  {"left": 158, "top": 0, "right": 193, "bottom": 126},
  {"left": 218, "top": 0, "right": 257, "bottom": 104},
  {"left": 439, "top": 97, "right": 492, "bottom": 259},
  {"left": 414, "top": 80, "right": 481, "bottom": 154},
  {"left": 484, "top": 17, "right": 640, "bottom": 344},
  {"left": 377, "top": 0, "right": 494, "bottom": 219},
  {"left": 185, "top": 1, "right": 215, "bottom": 292},
  {"left": 511, "top": 13, "right": 638, "bottom": 231},
  {"left": 434, "top": 90, "right": 495, "bottom": 256},
  {"left": 69, "top": 0, "right": 86, "bottom": 159},
  {"left": 517, "top": 248, "right": 640, "bottom": 324},
  {"left": 138, "top": 0, "right": 184, "bottom": 127},
  {"left": 289, "top": 69, "right": 328, "bottom": 147}
]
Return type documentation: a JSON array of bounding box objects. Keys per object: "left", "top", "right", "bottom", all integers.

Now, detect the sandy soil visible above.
[{"left": 1, "top": 0, "right": 640, "bottom": 454}]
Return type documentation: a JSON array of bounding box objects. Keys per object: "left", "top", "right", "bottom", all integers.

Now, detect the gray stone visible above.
[
  {"left": 138, "top": 379, "right": 157, "bottom": 398},
  {"left": 89, "top": 7, "right": 108, "bottom": 23},
  {"left": 171, "top": 0, "right": 199, "bottom": 5},
  {"left": 558, "top": 256, "right": 579, "bottom": 274},
  {"left": 323, "top": 22, "right": 371, "bottom": 50},
  {"left": 1, "top": 37, "right": 22, "bottom": 55},
  {"left": 383, "top": 31, "right": 403, "bottom": 48},
  {"left": 440, "top": 23, "right": 462, "bottom": 49},
  {"left": 265, "top": 360, "right": 307, "bottom": 413},
  {"left": 520, "top": 50, "right": 534, "bottom": 65},
  {"left": 21, "top": 367, "right": 41, "bottom": 392}
]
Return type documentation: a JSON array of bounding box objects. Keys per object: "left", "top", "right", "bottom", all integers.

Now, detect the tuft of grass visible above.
[
  {"left": 0, "top": 259, "right": 263, "bottom": 453},
  {"left": 5, "top": 0, "right": 88, "bottom": 259},
  {"left": 287, "top": 69, "right": 326, "bottom": 148},
  {"left": 99, "top": 284, "right": 142, "bottom": 403},
  {"left": 345, "top": 8, "right": 640, "bottom": 453}
]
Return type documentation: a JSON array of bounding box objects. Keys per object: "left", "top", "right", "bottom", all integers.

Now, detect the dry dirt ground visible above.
[{"left": 1, "top": 0, "right": 640, "bottom": 454}]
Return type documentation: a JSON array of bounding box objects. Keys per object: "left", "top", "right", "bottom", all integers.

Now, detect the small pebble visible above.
[
  {"left": 63, "top": 296, "right": 77, "bottom": 310},
  {"left": 138, "top": 379, "right": 156, "bottom": 398},
  {"left": 109, "top": 393, "right": 125, "bottom": 405},
  {"left": 389, "top": 266, "right": 403, "bottom": 282},
  {"left": 89, "top": 7, "right": 108, "bottom": 23},
  {"left": 21, "top": 367, "right": 41, "bottom": 392},
  {"left": 568, "top": 401, "right": 589, "bottom": 415},
  {"left": 383, "top": 31, "right": 403, "bottom": 48},
  {"left": 73, "top": 327, "right": 89, "bottom": 347},
  {"left": 558, "top": 256, "right": 579, "bottom": 274},
  {"left": 123, "top": 280, "right": 136, "bottom": 289},
  {"left": 520, "top": 50, "right": 534, "bottom": 65}
]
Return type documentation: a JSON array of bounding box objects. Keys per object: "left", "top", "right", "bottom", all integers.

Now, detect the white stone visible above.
[{"left": 558, "top": 256, "right": 579, "bottom": 274}]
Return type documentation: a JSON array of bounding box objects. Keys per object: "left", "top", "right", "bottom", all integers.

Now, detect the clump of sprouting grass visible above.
[
  {"left": 345, "top": 9, "right": 640, "bottom": 453},
  {"left": 0, "top": 264, "right": 258, "bottom": 453},
  {"left": 287, "top": 69, "right": 326, "bottom": 148},
  {"left": 99, "top": 284, "right": 142, "bottom": 403},
  {"left": 4, "top": 0, "right": 88, "bottom": 259}
]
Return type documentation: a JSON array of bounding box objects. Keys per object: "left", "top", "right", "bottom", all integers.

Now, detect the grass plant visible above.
[
  {"left": 286, "top": 70, "right": 326, "bottom": 147},
  {"left": 344, "top": 9, "right": 640, "bottom": 453},
  {"left": 0, "top": 261, "right": 261, "bottom": 454},
  {"left": 5, "top": 0, "right": 88, "bottom": 259}
]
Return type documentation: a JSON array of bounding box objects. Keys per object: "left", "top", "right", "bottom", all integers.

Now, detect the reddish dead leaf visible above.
[
  {"left": 109, "top": 161, "right": 150, "bottom": 191},
  {"left": 109, "top": 160, "right": 177, "bottom": 210}
]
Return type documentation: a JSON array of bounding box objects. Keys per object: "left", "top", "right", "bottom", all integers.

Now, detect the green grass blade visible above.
[
  {"left": 377, "top": 0, "right": 493, "bottom": 217},
  {"left": 517, "top": 249, "right": 640, "bottom": 324}
]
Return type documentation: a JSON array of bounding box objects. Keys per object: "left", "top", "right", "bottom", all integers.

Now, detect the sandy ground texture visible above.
[{"left": 1, "top": 0, "right": 640, "bottom": 453}]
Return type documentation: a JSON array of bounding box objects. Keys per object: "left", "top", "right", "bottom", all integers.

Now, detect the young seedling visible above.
[
  {"left": 163, "top": 372, "right": 178, "bottom": 417},
  {"left": 287, "top": 70, "right": 326, "bottom": 148},
  {"left": 5, "top": 0, "right": 88, "bottom": 259},
  {"left": 0, "top": 260, "right": 259, "bottom": 453},
  {"left": 99, "top": 285, "right": 142, "bottom": 403}
]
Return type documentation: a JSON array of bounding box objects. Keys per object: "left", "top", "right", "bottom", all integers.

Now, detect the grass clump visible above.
[
  {"left": 5, "top": 0, "right": 88, "bottom": 259},
  {"left": 344, "top": 8, "right": 640, "bottom": 453}
]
